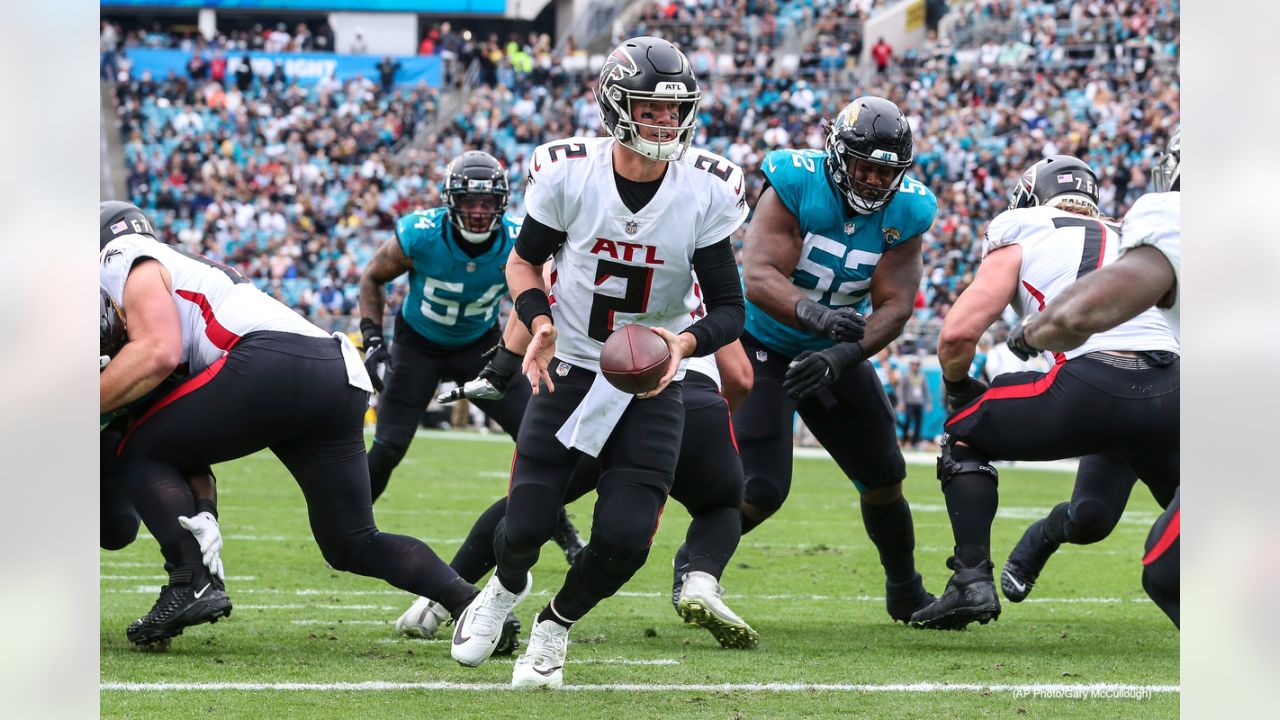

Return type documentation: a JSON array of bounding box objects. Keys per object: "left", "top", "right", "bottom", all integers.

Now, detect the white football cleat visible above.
[
  {"left": 512, "top": 618, "right": 570, "bottom": 689},
  {"left": 450, "top": 573, "right": 531, "bottom": 667},
  {"left": 677, "top": 571, "right": 759, "bottom": 649},
  {"left": 395, "top": 596, "right": 449, "bottom": 639}
]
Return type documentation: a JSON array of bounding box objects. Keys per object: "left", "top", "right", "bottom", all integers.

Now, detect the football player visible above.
[
  {"left": 448, "top": 37, "right": 748, "bottom": 687},
  {"left": 913, "top": 154, "right": 1179, "bottom": 630},
  {"left": 1008, "top": 129, "right": 1181, "bottom": 627},
  {"left": 100, "top": 202, "right": 481, "bottom": 648},
  {"left": 398, "top": 314, "right": 758, "bottom": 651},
  {"left": 698, "top": 95, "right": 939, "bottom": 623},
  {"left": 357, "top": 151, "right": 586, "bottom": 562}
]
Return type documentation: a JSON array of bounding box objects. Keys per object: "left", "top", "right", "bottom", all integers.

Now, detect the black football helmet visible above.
[
  {"left": 100, "top": 201, "right": 157, "bottom": 250},
  {"left": 598, "top": 36, "right": 701, "bottom": 162},
  {"left": 443, "top": 151, "right": 509, "bottom": 244},
  {"left": 1153, "top": 125, "right": 1180, "bottom": 192},
  {"left": 825, "top": 96, "right": 914, "bottom": 214},
  {"left": 1007, "top": 155, "right": 1100, "bottom": 213},
  {"left": 100, "top": 287, "right": 127, "bottom": 370}
]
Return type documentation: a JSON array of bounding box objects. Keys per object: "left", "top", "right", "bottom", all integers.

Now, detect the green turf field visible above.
[{"left": 101, "top": 432, "right": 1178, "bottom": 718}]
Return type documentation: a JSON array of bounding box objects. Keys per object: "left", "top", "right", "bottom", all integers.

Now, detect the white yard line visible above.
[
  {"left": 102, "top": 680, "right": 1177, "bottom": 694},
  {"left": 102, "top": 586, "right": 1150, "bottom": 603}
]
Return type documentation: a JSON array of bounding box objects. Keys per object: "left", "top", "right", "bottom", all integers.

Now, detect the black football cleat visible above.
[
  {"left": 493, "top": 610, "right": 522, "bottom": 657},
  {"left": 885, "top": 572, "right": 936, "bottom": 624},
  {"left": 1002, "top": 519, "right": 1060, "bottom": 602},
  {"left": 551, "top": 508, "right": 587, "bottom": 565},
  {"left": 127, "top": 580, "right": 232, "bottom": 647},
  {"left": 910, "top": 557, "right": 1000, "bottom": 631}
]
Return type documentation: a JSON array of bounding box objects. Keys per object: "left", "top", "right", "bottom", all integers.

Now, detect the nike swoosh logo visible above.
[
  {"left": 534, "top": 665, "right": 563, "bottom": 676},
  {"left": 452, "top": 618, "right": 471, "bottom": 645},
  {"left": 193, "top": 583, "right": 211, "bottom": 599},
  {"left": 1003, "top": 573, "right": 1027, "bottom": 593}
]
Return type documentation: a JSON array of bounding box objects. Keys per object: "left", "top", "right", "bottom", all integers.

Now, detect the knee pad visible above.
[
  {"left": 851, "top": 455, "right": 907, "bottom": 496},
  {"left": 1062, "top": 498, "right": 1119, "bottom": 545},
  {"left": 937, "top": 438, "right": 998, "bottom": 489},
  {"left": 100, "top": 513, "right": 140, "bottom": 551},
  {"left": 742, "top": 477, "right": 787, "bottom": 517},
  {"left": 368, "top": 440, "right": 408, "bottom": 471}
]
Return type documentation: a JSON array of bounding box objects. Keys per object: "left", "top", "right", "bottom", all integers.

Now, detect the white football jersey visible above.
[
  {"left": 1119, "top": 191, "right": 1180, "bottom": 339},
  {"left": 525, "top": 136, "right": 748, "bottom": 371},
  {"left": 983, "top": 206, "right": 1179, "bottom": 359},
  {"left": 100, "top": 233, "right": 330, "bottom": 375}
]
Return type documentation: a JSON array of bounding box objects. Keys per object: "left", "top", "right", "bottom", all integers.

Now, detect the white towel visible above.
[
  {"left": 555, "top": 370, "right": 634, "bottom": 457},
  {"left": 333, "top": 332, "right": 375, "bottom": 393}
]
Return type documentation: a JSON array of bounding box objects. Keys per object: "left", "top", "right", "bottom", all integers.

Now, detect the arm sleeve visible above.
[
  {"left": 683, "top": 238, "right": 745, "bottom": 356},
  {"left": 514, "top": 215, "right": 568, "bottom": 265}
]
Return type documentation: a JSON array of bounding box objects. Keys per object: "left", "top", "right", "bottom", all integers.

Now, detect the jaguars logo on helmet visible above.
[
  {"left": 100, "top": 287, "right": 127, "bottom": 370},
  {"left": 824, "top": 96, "right": 913, "bottom": 214},
  {"left": 597, "top": 36, "right": 701, "bottom": 162}
]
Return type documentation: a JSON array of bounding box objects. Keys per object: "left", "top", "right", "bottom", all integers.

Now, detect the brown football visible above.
[{"left": 599, "top": 324, "right": 671, "bottom": 394}]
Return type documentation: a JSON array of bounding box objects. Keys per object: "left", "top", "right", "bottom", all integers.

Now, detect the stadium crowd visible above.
[{"left": 102, "top": 0, "right": 1178, "bottom": 427}]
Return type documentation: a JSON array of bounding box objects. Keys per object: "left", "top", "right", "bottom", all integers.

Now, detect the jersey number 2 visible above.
[{"left": 588, "top": 260, "right": 652, "bottom": 342}]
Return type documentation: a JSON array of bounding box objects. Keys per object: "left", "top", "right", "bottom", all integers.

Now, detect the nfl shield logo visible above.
[
  {"left": 844, "top": 222, "right": 855, "bottom": 235},
  {"left": 555, "top": 361, "right": 570, "bottom": 377},
  {"left": 466, "top": 262, "right": 476, "bottom": 273},
  {"left": 755, "top": 350, "right": 768, "bottom": 362},
  {"left": 625, "top": 220, "right": 639, "bottom": 235}
]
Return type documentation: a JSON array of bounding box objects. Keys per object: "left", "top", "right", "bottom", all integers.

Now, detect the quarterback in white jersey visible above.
[
  {"left": 99, "top": 202, "right": 483, "bottom": 649},
  {"left": 1013, "top": 129, "right": 1181, "bottom": 628},
  {"left": 450, "top": 36, "right": 747, "bottom": 688},
  {"left": 911, "top": 154, "right": 1180, "bottom": 631}
]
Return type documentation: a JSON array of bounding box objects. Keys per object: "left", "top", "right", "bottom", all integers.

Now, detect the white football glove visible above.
[{"left": 178, "top": 511, "right": 225, "bottom": 581}]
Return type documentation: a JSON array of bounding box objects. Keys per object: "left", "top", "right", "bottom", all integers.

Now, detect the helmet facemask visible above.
[
  {"left": 603, "top": 86, "right": 700, "bottom": 162},
  {"left": 827, "top": 128, "right": 910, "bottom": 214}
]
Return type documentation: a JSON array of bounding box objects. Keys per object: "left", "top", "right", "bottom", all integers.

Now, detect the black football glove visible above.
[
  {"left": 944, "top": 376, "right": 989, "bottom": 414},
  {"left": 1006, "top": 315, "right": 1044, "bottom": 361},
  {"left": 794, "top": 299, "right": 868, "bottom": 343},
  {"left": 783, "top": 342, "right": 866, "bottom": 400},
  {"left": 360, "top": 318, "right": 390, "bottom": 393}
]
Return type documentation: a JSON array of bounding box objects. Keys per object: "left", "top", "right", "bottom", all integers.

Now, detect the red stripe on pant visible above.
[
  {"left": 726, "top": 402, "right": 739, "bottom": 452},
  {"left": 646, "top": 502, "right": 666, "bottom": 548},
  {"left": 116, "top": 355, "right": 229, "bottom": 457},
  {"left": 1142, "top": 509, "right": 1180, "bottom": 566},
  {"left": 946, "top": 357, "right": 1067, "bottom": 427}
]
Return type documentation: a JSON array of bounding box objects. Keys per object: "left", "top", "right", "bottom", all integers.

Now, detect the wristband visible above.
[
  {"left": 514, "top": 288, "right": 553, "bottom": 332},
  {"left": 194, "top": 498, "right": 218, "bottom": 520}
]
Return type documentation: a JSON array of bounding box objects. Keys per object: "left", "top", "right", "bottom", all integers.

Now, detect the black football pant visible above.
[
  {"left": 1142, "top": 487, "right": 1179, "bottom": 628},
  {"left": 494, "top": 359, "right": 684, "bottom": 622},
  {"left": 368, "top": 315, "right": 530, "bottom": 501},
  {"left": 450, "top": 372, "right": 742, "bottom": 584},
  {"left": 941, "top": 353, "right": 1178, "bottom": 566},
  {"left": 731, "top": 333, "right": 917, "bottom": 582},
  {"left": 101, "top": 430, "right": 141, "bottom": 551},
  {"left": 113, "top": 332, "right": 475, "bottom": 612}
]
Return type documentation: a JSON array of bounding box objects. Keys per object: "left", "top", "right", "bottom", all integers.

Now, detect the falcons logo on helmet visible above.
[{"left": 600, "top": 47, "right": 640, "bottom": 84}]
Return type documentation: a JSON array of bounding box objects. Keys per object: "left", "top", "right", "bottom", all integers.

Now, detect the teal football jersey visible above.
[
  {"left": 745, "top": 148, "right": 937, "bottom": 358},
  {"left": 396, "top": 207, "right": 520, "bottom": 346}
]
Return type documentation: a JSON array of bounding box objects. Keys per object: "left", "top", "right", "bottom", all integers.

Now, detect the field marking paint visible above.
[
  {"left": 101, "top": 575, "right": 256, "bottom": 581},
  {"left": 908, "top": 503, "right": 1157, "bottom": 526},
  {"left": 101, "top": 586, "right": 1150, "bottom": 604},
  {"left": 102, "top": 680, "right": 1177, "bottom": 694},
  {"left": 292, "top": 620, "right": 392, "bottom": 626},
  {"left": 237, "top": 604, "right": 398, "bottom": 611},
  {"left": 389, "top": 429, "right": 1081, "bottom": 473}
]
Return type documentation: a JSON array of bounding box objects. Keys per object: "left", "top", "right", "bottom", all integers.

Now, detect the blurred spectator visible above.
[
  {"left": 377, "top": 56, "right": 402, "bottom": 96},
  {"left": 897, "top": 356, "right": 930, "bottom": 449},
  {"left": 234, "top": 54, "right": 254, "bottom": 92},
  {"left": 351, "top": 30, "right": 368, "bottom": 55},
  {"left": 872, "top": 36, "right": 893, "bottom": 75}
]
